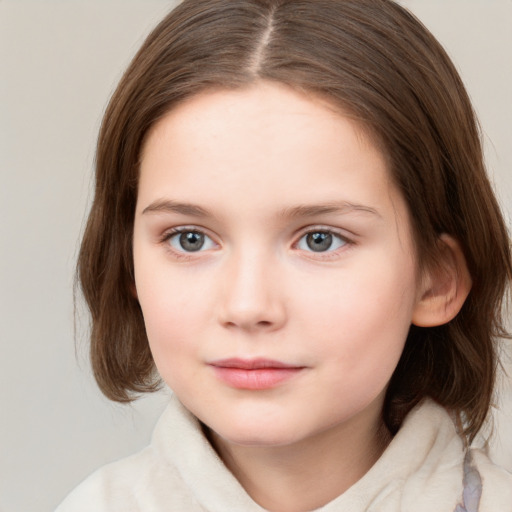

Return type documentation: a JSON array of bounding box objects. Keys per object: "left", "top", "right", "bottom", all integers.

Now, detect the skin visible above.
[{"left": 132, "top": 82, "right": 456, "bottom": 511}]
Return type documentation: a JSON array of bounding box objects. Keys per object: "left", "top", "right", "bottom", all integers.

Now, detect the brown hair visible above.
[{"left": 78, "top": 0, "right": 511, "bottom": 441}]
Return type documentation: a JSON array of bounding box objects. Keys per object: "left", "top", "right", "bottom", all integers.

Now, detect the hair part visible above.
[{"left": 78, "top": 0, "right": 511, "bottom": 442}]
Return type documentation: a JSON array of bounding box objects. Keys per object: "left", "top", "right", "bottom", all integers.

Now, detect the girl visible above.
[{"left": 57, "top": 0, "right": 512, "bottom": 510}]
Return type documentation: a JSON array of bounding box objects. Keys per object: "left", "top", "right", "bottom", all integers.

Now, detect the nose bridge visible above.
[{"left": 219, "top": 242, "right": 285, "bottom": 330}]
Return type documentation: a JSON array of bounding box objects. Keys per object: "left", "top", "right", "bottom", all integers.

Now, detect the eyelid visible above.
[
  {"left": 160, "top": 225, "right": 220, "bottom": 256},
  {"left": 157, "top": 224, "right": 354, "bottom": 260},
  {"left": 292, "top": 225, "right": 354, "bottom": 256},
  {"left": 294, "top": 225, "right": 353, "bottom": 242}
]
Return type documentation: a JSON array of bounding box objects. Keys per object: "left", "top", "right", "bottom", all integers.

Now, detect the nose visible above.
[{"left": 218, "top": 248, "right": 287, "bottom": 332}]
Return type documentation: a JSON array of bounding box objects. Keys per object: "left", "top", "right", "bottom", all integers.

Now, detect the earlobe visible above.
[{"left": 412, "top": 234, "right": 472, "bottom": 327}]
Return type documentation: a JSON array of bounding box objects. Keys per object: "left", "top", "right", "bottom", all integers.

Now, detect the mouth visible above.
[{"left": 208, "top": 358, "right": 306, "bottom": 390}]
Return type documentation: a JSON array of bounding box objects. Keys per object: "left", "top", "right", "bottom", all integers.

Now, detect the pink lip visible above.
[{"left": 209, "top": 358, "right": 305, "bottom": 390}]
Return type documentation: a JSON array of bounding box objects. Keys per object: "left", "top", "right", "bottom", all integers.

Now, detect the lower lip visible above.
[{"left": 211, "top": 366, "right": 303, "bottom": 390}]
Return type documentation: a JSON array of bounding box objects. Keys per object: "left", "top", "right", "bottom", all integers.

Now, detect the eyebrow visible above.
[
  {"left": 279, "top": 201, "right": 382, "bottom": 219},
  {"left": 142, "top": 199, "right": 381, "bottom": 219},
  {"left": 142, "top": 200, "right": 212, "bottom": 217}
]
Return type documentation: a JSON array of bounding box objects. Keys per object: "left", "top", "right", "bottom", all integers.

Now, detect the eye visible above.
[
  {"left": 167, "top": 229, "right": 216, "bottom": 253},
  {"left": 296, "top": 230, "right": 347, "bottom": 253}
]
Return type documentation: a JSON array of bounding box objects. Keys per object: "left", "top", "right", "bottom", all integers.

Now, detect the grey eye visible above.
[
  {"left": 169, "top": 231, "right": 215, "bottom": 252},
  {"left": 297, "top": 231, "right": 346, "bottom": 252}
]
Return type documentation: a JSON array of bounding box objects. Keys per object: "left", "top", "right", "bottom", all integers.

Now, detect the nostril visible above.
[{"left": 222, "top": 317, "right": 279, "bottom": 331}]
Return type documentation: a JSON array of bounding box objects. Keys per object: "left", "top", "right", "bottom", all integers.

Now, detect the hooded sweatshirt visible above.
[{"left": 56, "top": 395, "right": 512, "bottom": 512}]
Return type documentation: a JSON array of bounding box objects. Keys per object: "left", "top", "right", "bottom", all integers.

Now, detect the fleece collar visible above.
[{"left": 153, "top": 396, "right": 467, "bottom": 511}]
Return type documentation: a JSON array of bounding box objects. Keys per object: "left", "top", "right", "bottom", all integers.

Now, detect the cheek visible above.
[
  {"left": 138, "top": 293, "right": 205, "bottom": 396},
  {"left": 134, "top": 266, "right": 209, "bottom": 373},
  {"left": 136, "top": 250, "right": 212, "bottom": 325},
  {"left": 297, "top": 255, "right": 416, "bottom": 365}
]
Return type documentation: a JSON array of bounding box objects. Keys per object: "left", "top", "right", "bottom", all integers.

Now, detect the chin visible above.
[{"left": 207, "top": 414, "right": 308, "bottom": 448}]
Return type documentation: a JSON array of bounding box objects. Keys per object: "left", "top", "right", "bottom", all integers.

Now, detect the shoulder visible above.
[
  {"left": 55, "top": 447, "right": 157, "bottom": 512},
  {"left": 471, "top": 448, "right": 512, "bottom": 511},
  {"left": 55, "top": 443, "right": 206, "bottom": 512},
  {"left": 55, "top": 397, "right": 213, "bottom": 512}
]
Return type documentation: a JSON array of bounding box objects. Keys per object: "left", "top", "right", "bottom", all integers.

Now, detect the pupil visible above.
[
  {"left": 307, "top": 232, "right": 332, "bottom": 252},
  {"left": 180, "top": 232, "right": 204, "bottom": 252}
]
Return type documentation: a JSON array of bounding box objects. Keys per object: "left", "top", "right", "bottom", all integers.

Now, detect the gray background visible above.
[{"left": 1, "top": 1, "right": 511, "bottom": 511}]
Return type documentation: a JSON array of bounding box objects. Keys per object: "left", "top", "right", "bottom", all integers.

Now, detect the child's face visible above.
[{"left": 133, "top": 82, "right": 423, "bottom": 448}]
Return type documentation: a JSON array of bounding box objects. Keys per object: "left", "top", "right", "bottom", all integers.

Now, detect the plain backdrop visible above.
[{"left": 1, "top": 1, "right": 511, "bottom": 511}]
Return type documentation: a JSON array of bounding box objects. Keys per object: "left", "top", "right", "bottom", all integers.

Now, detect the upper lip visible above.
[{"left": 209, "top": 358, "right": 303, "bottom": 370}]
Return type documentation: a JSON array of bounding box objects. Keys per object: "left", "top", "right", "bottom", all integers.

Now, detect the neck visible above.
[{"left": 208, "top": 407, "right": 392, "bottom": 512}]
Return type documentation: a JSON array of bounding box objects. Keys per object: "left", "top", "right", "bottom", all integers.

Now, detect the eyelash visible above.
[
  {"left": 159, "top": 226, "right": 354, "bottom": 260},
  {"left": 293, "top": 226, "right": 353, "bottom": 261},
  {"left": 159, "top": 227, "right": 218, "bottom": 260}
]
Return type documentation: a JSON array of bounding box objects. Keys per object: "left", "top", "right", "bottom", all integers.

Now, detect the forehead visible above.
[
  {"left": 140, "top": 82, "right": 376, "bottom": 167},
  {"left": 137, "top": 81, "right": 402, "bottom": 222}
]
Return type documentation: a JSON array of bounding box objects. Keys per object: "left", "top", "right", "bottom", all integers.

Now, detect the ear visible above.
[{"left": 412, "top": 234, "right": 472, "bottom": 327}]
